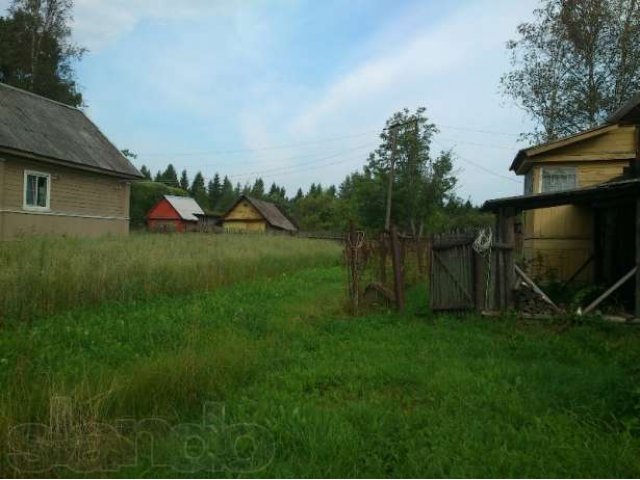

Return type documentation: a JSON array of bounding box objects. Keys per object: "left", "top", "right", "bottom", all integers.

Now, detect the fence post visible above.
[
  {"left": 473, "top": 250, "right": 486, "bottom": 312},
  {"left": 390, "top": 225, "right": 405, "bottom": 311}
]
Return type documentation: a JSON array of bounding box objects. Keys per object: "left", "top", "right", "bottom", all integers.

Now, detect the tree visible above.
[
  {"left": 160, "top": 164, "right": 178, "bottom": 187},
  {"left": 190, "top": 171, "right": 207, "bottom": 209},
  {"left": 355, "top": 107, "right": 457, "bottom": 235},
  {"left": 179, "top": 169, "right": 189, "bottom": 190},
  {"left": 251, "top": 177, "right": 265, "bottom": 198},
  {"left": 208, "top": 173, "right": 221, "bottom": 211},
  {"left": 218, "top": 176, "right": 236, "bottom": 212},
  {"left": 0, "top": 0, "right": 85, "bottom": 106},
  {"left": 501, "top": 0, "right": 640, "bottom": 142},
  {"left": 139, "top": 165, "right": 152, "bottom": 180}
]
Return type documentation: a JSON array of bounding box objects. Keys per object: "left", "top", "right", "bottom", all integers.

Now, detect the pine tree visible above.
[
  {"left": 162, "top": 164, "right": 179, "bottom": 186},
  {"left": 179, "top": 169, "right": 189, "bottom": 190},
  {"left": 190, "top": 171, "right": 208, "bottom": 209},
  {"left": 208, "top": 173, "right": 222, "bottom": 211},
  {"left": 139, "top": 165, "right": 152, "bottom": 180},
  {"left": 251, "top": 178, "right": 265, "bottom": 198}
]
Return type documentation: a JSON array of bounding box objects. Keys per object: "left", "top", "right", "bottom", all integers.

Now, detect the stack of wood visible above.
[{"left": 514, "top": 282, "right": 557, "bottom": 316}]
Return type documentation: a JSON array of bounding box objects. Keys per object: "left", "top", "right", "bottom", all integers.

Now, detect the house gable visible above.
[
  {"left": 146, "top": 198, "right": 181, "bottom": 221},
  {"left": 514, "top": 125, "right": 637, "bottom": 175},
  {"left": 224, "top": 198, "right": 264, "bottom": 222}
]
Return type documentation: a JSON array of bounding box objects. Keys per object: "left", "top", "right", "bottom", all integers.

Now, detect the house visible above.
[
  {"left": 503, "top": 94, "right": 640, "bottom": 282},
  {"left": 0, "top": 83, "right": 143, "bottom": 240},
  {"left": 222, "top": 195, "right": 297, "bottom": 233},
  {"left": 146, "top": 195, "right": 205, "bottom": 232}
]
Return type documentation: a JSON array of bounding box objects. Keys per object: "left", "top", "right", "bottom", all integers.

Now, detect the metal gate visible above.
[{"left": 429, "top": 234, "right": 476, "bottom": 311}]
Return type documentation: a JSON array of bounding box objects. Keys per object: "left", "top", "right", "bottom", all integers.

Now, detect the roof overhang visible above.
[
  {"left": 0, "top": 146, "right": 144, "bottom": 180},
  {"left": 509, "top": 124, "right": 618, "bottom": 174},
  {"left": 482, "top": 178, "right": 640, "bottom": 213}
]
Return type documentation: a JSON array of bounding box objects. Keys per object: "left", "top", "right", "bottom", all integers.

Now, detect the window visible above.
[
  {"left": 524, "top": 170, "right": 534, "bottom": 195},
  {"left": 23, "top": 170, "right": 50, "bottom": 210},
  {"left": 540, "top": 167, "right": 576, "bottom": 193}
]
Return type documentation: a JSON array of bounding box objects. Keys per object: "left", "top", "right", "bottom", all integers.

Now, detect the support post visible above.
[
  {"left": 636, "top": 197, "right": 640, "bottom": 319},
  {"left": 390, "top": 224, "right": 405, "bottom": 311},
  {"left": 473, "top": 250, "right": 486, "bottom": 312},
  {"left": 502, "top": 207, "right": 516, "bottom": 309}
]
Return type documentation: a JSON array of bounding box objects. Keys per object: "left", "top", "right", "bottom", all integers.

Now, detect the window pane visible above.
[
  {"left": 26, "top": 175, "right": 36, "bottom": 206},
  {"left": 36, "top": 176, "right": 48, "bottom": 207},
  {"left": 541, "top": 167, "right": 576, "bottom": 193}
]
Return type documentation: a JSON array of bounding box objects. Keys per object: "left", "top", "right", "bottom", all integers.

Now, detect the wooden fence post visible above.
[{"left": 390, "top": 225, "right": 405, "bottom": 311}]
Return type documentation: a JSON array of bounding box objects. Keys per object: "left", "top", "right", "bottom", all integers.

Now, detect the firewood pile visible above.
[{"left": 514, "top": 282, "right": 558, "bottom": 316}]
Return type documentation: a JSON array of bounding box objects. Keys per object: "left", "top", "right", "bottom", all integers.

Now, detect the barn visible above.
[
  {"left": 146, "top": 195, "right": 204, "bottom": 232},
  {"left": 222, "top": 195, "right": 297, "bottom": 233},
  {"left": 0, "top": 82, "right": 142, "bottom": 240}
]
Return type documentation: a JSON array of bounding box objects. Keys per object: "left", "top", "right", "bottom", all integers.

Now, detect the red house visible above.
[{"left": 146, "top": 195, "right": 205, "bottom": 233}]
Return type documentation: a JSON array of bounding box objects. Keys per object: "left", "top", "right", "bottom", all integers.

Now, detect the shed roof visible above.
[
  {"left": 164, "top": 195, "right": 205, "bottom": 221},
  {"left": 0, "top": 82, "right": 142, "bottom": 179},
  {"left": 482, "top": 177, "right": 640, "bottom": 213},
  {"left": 225, "top": 195, "right": 297, "bottom": 232}
]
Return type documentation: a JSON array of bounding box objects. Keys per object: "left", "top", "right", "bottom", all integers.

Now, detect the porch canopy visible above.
[
  {"left": 482, "top": 177, "right": 640, "bottom": 213},
  {"left": 481, "top": 174, "right": 640, "bottom": 318}
]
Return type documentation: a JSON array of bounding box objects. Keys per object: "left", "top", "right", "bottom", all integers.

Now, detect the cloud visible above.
[{"left": 71, "top": 0, "right": 240, "bottom": 50}]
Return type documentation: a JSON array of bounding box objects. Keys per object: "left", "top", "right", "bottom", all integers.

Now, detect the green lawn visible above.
[{"left": 1, "top": 258, "right": 639, "bottom": 477}]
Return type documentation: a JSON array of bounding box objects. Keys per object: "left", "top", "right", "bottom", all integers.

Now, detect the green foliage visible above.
[
  {"left": 501, "top": 0, "right": 640, "bottom": 142},
  {"left": 129, "top": 180, "right": 187, "bottom": 228},
  {"left": 0, "top": 0, "right": 84, "bottom": 106},
  {"left": 0, "top": 234, "right": 341, "bottom": 323},
  {"left": 189, "top": 171, "right": 207, "bottom": 210},
  {"left": 0, "top": 266, "right": 638, "bottom": 477}
]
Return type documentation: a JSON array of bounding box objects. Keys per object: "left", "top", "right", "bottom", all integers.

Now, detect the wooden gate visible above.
[{"left": 430, "top": 235, "right": 476, "bottom": 311}]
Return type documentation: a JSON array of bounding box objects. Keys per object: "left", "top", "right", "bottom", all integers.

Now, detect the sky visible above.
[{"left": 1, "top": 0, "right": 539, "bottom": 203}]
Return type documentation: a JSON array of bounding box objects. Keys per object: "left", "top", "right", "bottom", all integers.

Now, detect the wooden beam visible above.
[
  {"left": 514, "top": 264, "right": 562, "bottom": 313},
  {"left": 390, "top": 225, "right": 405, "bottom": 312},
  {"left": 582, "top": 266, "right": 638, "bottom": 315}
]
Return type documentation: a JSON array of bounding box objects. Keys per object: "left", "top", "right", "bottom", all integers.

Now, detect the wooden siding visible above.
[
  {"left": 518, "top": 125, "right": 637, "bottom": 282},
  {"left": 0, "top": 155, "right": 130, "bottom": 239},
  {"left": 520, "top": 126, "right": 636, "bottom": 173},
  {"left": 223, "top": 199, "right": 267, "bottom": 232},
  {"left": 223, "top": 220, "right": 267, "bottom": 232}
]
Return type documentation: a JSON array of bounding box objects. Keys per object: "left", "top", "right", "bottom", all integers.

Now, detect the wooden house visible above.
[
  {"left": 222, "top": 195, "right": 297, "bottom": 233},
  {"left": 146, "top": 195, "right": 205, "bottom": 232},
  {"left": 486, "top": 93, "right": 640, "bottom": 285},
  {"left": 0, "top": 82, "right": 143, "bottom": 240}
]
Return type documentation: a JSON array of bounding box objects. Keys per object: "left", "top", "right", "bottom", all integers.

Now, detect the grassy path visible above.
[{"left": 1, "top": 266, "right": 639, "bottom": 477}]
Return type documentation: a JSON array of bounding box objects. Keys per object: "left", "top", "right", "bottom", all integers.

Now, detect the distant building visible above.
[
  {"left": 0, "top": 82, "right": 142, "bottom": 240},
  {"left": 146, "top": 195, "right": 204, "bottom": 232},
  {"left": 222, "top": 195, "right": 297, "bottom": 233}
]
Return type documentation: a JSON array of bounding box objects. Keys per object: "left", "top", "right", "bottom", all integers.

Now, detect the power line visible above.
[
  {"left": 433, "top": 139, "right": 522, "bottom": 184},
  {"left": 137, "top": 129, "right": 378, "bottom": 157}
]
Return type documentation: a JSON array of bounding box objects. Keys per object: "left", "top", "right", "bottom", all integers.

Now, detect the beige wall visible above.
[
  {"left": 0, "top": 155, "right": 131, "bottom": 240},
  {"left": 223, "top": 220, "right": 266, "bottom": 233},
  {"left": 520, "top": 143, "right": 632, "bottom": 281}
]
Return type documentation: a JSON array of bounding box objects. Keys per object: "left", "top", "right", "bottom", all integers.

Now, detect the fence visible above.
[{"left": 343, "top": 225, "right": 516, "bottom": 315}]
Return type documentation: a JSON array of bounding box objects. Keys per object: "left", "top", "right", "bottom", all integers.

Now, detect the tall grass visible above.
[{"left": 0, "top": 233, "right": 341, "bottom": 322}]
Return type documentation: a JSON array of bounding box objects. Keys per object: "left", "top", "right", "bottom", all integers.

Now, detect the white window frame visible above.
[
  {"left": 539, "top": 166, "right": 577, "bottom": 193},
  {"left": 23, "top": 170, "right": 51, "bottom": 211}
]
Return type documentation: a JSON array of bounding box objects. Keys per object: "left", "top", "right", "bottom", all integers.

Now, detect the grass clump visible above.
[
  {"left": 0, "top": 234, "right": 341, "bottom": 323},
  {"left": 0, "top": 266, "right": 639, "bottom": 477}
]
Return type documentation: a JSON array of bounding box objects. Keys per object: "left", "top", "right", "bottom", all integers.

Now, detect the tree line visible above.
[{"left": 133, "top": 107, "right": 493, "bottom": 233}]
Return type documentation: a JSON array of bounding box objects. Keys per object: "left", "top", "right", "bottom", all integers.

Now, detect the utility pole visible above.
[{"left": 384, "top": 122, "right": 401, "bottom": 232}]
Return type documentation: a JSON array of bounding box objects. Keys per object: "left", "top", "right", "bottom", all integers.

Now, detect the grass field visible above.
[{"left": 1, "top": 235, "right": 639, "bottom": 477}]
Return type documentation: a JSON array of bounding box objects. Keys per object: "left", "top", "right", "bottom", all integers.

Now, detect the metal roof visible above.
[
  {"left": 164, "top": 195, "right": 205, "bottom": 221},
  {"left": 0, "top": 82, "right": 142, "bottom": 178}
]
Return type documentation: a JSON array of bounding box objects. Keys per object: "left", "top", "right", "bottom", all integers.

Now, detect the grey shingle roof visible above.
[{"left": 0, "top": 82, "right": 142, "bottom": 178}]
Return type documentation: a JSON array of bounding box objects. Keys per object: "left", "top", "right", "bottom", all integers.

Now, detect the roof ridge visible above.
[{"left": 0, "top": 81, "right": 81, "bottom": 112}]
